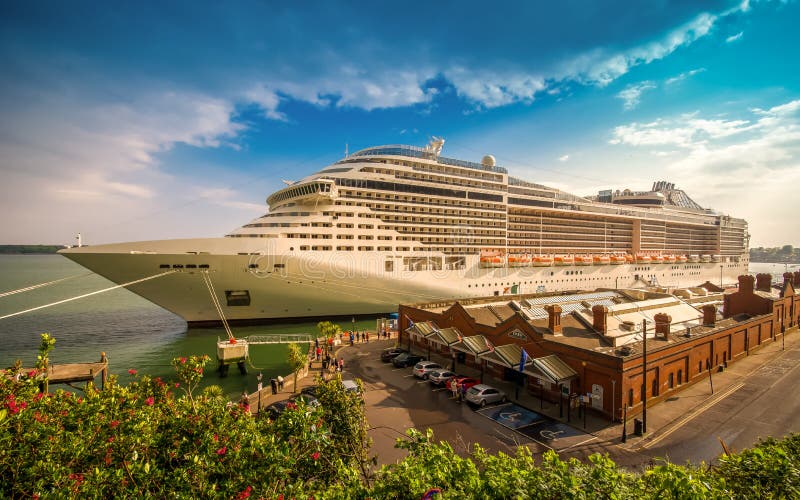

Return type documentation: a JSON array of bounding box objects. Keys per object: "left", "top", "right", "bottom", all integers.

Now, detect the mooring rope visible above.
[
  {"left": 200, "top": 271, "right": 234, "bottom": 340},
  {"left": 0, "top": 273, "right": 94, "bottom": 299},
  {"left": 0, "top": 270, "right": 177, "bottom": 321}
]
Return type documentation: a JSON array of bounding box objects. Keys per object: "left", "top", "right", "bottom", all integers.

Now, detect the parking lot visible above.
[{"left": 339, "top": 339, "right": 596, "bottom": 464}]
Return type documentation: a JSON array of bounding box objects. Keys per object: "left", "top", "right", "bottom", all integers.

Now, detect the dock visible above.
[{"left": 18, "top": 352, "right": 109, "bottom": 391}]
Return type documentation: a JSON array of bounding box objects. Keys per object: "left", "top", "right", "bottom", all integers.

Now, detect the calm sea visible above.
[{"left": 0, "top": 255, "right": 377, "bottom": 399}]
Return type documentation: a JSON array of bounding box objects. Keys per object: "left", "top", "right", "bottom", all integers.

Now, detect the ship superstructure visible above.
[{"left": 61, "top": 139, "right": 749, "bottom": 324}]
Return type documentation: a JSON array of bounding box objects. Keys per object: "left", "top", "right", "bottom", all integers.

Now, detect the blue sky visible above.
[{"left": 0, "top": 0, "right": 798, "bottom": 247}]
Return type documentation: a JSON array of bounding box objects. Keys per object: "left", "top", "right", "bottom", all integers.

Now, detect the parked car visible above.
[
  {"left": 264, "top": 399, "right": 294, "bottom": 419},
  {"left": 290, "top": 393, "right": 321, "bottom": 408},
  {"left": 413, "top": 361, "right": 443, "bottom": 379},
  {"left": 381, "top": 347, "right": 408, "bottom": 362},
  {"left": 342, "top": 379, "right": 361, "bottom": 393},
  {"left": 454, "top": 376, "right": 480, "bottom": 392},
  {"left": 300, "top": 385, "right": 320, "bottom": 397},
  {"left": 392, "top": 353, "right": 424, "bottom": 368},
  {"left": 428, "top": 370, "right": 458, "bottom": 386},
  {"left": 465, "top": 384, "right": 507, "bottom": 407}
]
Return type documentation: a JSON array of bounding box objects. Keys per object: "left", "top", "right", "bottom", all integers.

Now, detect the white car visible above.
[
  {"left": 412, "top": 361, "right": 442, "bottom": 379},
  {"left": 465, "top": 384, "right": 507, "bottom": 407}
]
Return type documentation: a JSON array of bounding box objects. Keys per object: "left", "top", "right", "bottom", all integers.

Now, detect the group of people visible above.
[{"left": 257, "top": 372, "right": 284, "bottom": 395}]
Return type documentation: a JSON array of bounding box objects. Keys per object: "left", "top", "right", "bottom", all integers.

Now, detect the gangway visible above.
[{"left": 243, "top": 334, "right": 314, "bottom": 345}]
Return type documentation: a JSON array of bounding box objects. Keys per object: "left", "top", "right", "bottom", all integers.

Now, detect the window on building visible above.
[{"left": 668, "top": 373, "right": 674, "bottom": 389}]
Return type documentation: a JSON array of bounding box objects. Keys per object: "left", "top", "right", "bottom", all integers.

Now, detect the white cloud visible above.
[
  {"left": 608, "top": 99, "right": 800, "bottom": 246},
  {"left": 444, "top": 67, "right": 546, "bottom": 109},
  {"left": 617, "top": 81, "right": 657, "bottom": 110},
  {"left": 665, "top": 68, "right": 706, "bottom": 85},
  {"left": 726, "top": 31, "right": 744, "bottom": 43},
  {"left": 558, "top": 154, "right": 570, "bottom": 162}
]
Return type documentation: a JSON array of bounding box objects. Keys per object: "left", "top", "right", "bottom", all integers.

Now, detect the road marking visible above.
[
  {"left": 416, "top": 380, "right": 430, "bottom": 384},
  {"left": 559, "top": 435, "right": 598, "bottom": 452},
  {"left": 391, "top": 368, "right": 407, "bottom": 372},
  {"left": 642, "top": 381, "right": 745, "bottom": 449},
  {"left": 403, "top": 374, "right": 415, "bottom": 378},
  {"left": 432, "top": 387, "right": 448, "bottom": 392}
]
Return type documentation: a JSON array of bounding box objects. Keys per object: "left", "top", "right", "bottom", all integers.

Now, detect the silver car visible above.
[
  {"left": 465, "top": 384, "right": 507, "bottom": 407},
  {"left": 412, "top": 361, "right": 442, "bottom": 379},
  {"left": 428, "top": 370, "right": 457, "bottom": 386}
]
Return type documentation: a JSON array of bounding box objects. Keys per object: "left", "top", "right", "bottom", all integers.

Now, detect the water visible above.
[{"left": 0, "top": 255, "right": 377, "bottom": 399}]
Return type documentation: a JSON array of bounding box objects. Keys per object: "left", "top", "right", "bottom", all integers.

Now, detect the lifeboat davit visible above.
[
  {"left": 554, "top": 255, "right": 574, "bottom": 266},
  {"left": 635, "top": 254, "right": 651, "bottom": 264},
  {"left": 508, "top": 254, "right": 531, "bottom": 267},
  {"left": 610, "top": 255, "right": 626, "bottom": 265},
  {"left": 593, "top": 255, "right": 612, "bottom": 265},
  {"left": 532, "top": 255, "right": 553, "bottom": 267}
]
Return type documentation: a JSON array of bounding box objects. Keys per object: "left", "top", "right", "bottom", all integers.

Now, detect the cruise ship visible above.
[{"left": 60, "top": 139, "right": 749, "bottom": 325}]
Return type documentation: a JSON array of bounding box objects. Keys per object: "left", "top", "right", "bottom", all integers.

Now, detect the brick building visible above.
[{"left": 399, "top": 273, "right": 800, "bottom": 421}]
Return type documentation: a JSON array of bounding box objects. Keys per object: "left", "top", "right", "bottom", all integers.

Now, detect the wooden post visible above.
[
  {"left": 641, "top": 319, "right": 647, "bottom": 434},
  {"left": 101, "top": 352, "right": 107, "bottom": 390}
]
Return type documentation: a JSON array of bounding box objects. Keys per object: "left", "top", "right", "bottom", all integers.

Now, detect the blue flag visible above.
[{"left": 519, "top": 348, "right": 528, "bottom": 372}]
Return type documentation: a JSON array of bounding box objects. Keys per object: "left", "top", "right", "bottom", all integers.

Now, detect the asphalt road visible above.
[{"left": 640, "top": 341, "right": 800, "bottom": 464}]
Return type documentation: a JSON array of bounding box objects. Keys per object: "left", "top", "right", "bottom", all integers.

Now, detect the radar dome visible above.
[{"left": 481, "top": 155, "right": 496, "bottom": 167}]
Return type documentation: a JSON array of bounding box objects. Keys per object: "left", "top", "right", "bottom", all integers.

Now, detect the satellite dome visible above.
[{"left": 481, "top": 155, "right": 496, "bottom": 167}]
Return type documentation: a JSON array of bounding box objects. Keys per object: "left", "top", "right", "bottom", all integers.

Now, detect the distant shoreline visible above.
[{"left": 0, "top": 245, "right": 66, "bottom": 255}]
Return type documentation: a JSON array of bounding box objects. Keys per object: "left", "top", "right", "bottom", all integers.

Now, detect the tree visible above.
[
  {"left": 286, "top": 343, "right": 307, "bottom": 393},
  {"left": 317, "top": 321, "right": 341, "bottom": 356}
]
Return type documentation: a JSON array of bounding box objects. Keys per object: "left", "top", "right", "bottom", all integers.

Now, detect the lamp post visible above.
[
  {"left": 641, "top": 318, "right": 647, "bottom": 434},
  {"left": 720, "top": 265, "right": 723, "bottom": 287}
]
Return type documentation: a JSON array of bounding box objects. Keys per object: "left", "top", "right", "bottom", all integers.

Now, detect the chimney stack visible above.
[
  {"left": 702, "top": 304, "right": 717, "bottom": 327},
  {"left": 738, "top": 274, "right": 755, "bottom": 294},
  {"left": 793, "top": 271, "right": 800, "bottom": 287},
  {"left": 546, "top": 305, "right": 562, "bottom": 335},
  {"left": 592, "top": 305, "right": 608, "bottom": 334},
  {"left": 784, "top": 272, "right": 794, "bottom": 288},
  {"left": 756, "top": 273, "right": 772, "bottom": 292},
  {"left": 654, "top": 312, "right": 672, "bottom": 339}
]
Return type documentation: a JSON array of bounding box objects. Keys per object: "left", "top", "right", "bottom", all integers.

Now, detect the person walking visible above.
[
  {"left": 257, "top": 372, "right": 263, "bottom": 392},
  {"left": 349, "top": 332, "right": 354, "bottom": 346},
  {"left": 316, "top": 346, "right": 322, "bottom": 361},
  {"left": 460, "top": 382, "right": 467, "bottom": 404},
  {"left": 338, "top": 358, "right": 344, "bottom": 373},
  {"left": 450, "top": 378, "right": 458, "bottom": 400},
  {"left": 277, "top": 375, "right": 284, "bottom": 392},
  {"left": 365, "top": 331, "right": 369, "bottom": 343},
  {"left": 270, "top": 378, "right": 278, "bottom": 395}
]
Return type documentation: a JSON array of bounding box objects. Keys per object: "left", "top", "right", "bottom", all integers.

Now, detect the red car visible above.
[{"left": 454, "top": 377, "right": 480, "bottom": 392}]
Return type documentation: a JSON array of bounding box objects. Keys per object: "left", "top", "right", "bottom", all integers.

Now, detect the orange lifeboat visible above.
[
  {"left": 554, "top": 255, "right": 575, "bottom": 266},
  {"left": 532, "top": 255, "right": 554, "bottom": 267},
  {"left": 650, "top": 254, "right": 664, "bottom": 264},
  {"left": 676, "top": 255, "right": 688, "bottom": 263},
  {"left": 635, "top": 254, "right": 651, "bottom": 264},
  {"left": 508, "top": 254, "right": 531, "bottom": 267},
  {"left": 663, "top": 254, "right": 676, "bottom": 264},
  {"left": 574, "top": 255, "right": 592, "bottom": 266},
  {"left": 594, "top": 255, "right": 612, "bottom": 265},
  {"left": 610, "top": 255, "right": 627, "bottom": 265},
  {"left": 479, "top": 250, "right": 505, "bottom": 268},
  {"left": 624, "top": 254, "right": 635, "bottom": 264}
]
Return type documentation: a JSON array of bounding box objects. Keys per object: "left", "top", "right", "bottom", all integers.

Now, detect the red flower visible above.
[
  {"left": 34, "top": 392, "right": 44, "bottom": 401},
  {"left": 179, "top": 357, "right": 187, "bottom": 364},
  {"left": 216, "top": 446, "right": 227, "bottom": 456},
  {"left": 27, "top": 369, "right": 38, "bottom": 378},
  {"left": 128, "top": 369, "right": 137, "bottom": 376},
  {"left": 237, "top": 486, "right": 252, "bottom": 499},
  {"left": 285, "top": 402, "right": 297, "bottom": 410},
  {"left": 311, "top": 451, "right": 320, "bottom": 460},
  {"left": 174, "top": 382, "right": 180, "bottom": 388},
  {"left": 145, "top": 397, "right": 155, "bottom": 406},
  {"left": 110, "top": 420, "right": 120, "bottom": 429}
]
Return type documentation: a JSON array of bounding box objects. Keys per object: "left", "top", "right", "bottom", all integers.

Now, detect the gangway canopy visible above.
[
  {"left": 489, "top": 343, "right": 534, "bottom": 371},
  {"left": 458, "top": 334, "right": 493, "bottom": 356},
  {"left": 405, "top": 321, "right": 438, "bottom": 338}
]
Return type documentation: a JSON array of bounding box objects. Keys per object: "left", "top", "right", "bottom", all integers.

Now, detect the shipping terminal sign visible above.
[{"left": 507, "top": 329, "right": 529, "bottom": 341}]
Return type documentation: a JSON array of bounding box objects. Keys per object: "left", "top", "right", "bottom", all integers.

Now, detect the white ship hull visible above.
[{"left": 60, "top": 238, "right": 747, "bottom": 325}]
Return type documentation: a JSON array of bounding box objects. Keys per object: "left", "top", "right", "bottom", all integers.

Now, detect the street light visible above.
[
  {"left": 720, "top": 265, "right": 723, "bottom": 287},
  {"left": 621, "top": 405, "right": 628, "bottom": 443}
]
